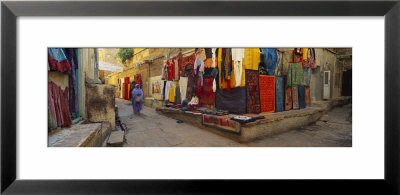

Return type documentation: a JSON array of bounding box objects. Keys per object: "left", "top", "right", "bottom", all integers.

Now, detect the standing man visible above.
[{"left": 131, "top": 84, "right": 143, "bottom": 115}]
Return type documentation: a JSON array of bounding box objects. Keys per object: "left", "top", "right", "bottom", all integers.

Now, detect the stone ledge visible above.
[{"left": 49, "top": 122, "right": 111, "bottom": 147}]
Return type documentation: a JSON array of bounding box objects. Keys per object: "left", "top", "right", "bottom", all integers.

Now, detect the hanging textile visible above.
[
  {"left": 175, "top": 83, "right": 181, "bottom": 105},
  {"left": 48, "top": 107, "right": 56, "bottom": 130},
  {"left": 186, "top": 74, "right": 195, "bottom": 101},
  {"left": 287, "top": 62, "right": 304, "bottom": 87},
  {"left": 301, "top": 48, "right": 308, "bottom": 61},
  {"left": 215, "top": 87, "right": 247, "bottom": 114},
  {"left": 63, "top": 48, "right": 78, "bottom": 115},
  {"left": 48, "top": 48, "right": 71, "bottom": 72},
  {"left": 124, "top": 77, "right": 130, "bottom": 100},
  {"left": 275, "top": 76, "right": 285, "bottom": 112},
  {"left": 261, "top": 48, "right": 277, "bottom": 76},
  {"left": 217, "top": 48, "right": 245, "bottom": 90},
  {"left": 135, "top": 74, "right": 142, "bottom": 88},
  {"left": 120, "top": 78, "right": 124, "bottom": 98},
  {"left": 162, "top": 80, "right": 167, "bottom": 100},
  {"left": 232, "top": 48, "right": 245, "bottom": 87},
  {"left": 164, "top": 81, "right": 172, "bottom": 101},
  {"left": 292, "top": 86, "right": 299, "bottom": 109},
  {"left": 167, "top": 60, "right": 174, "bottom": 81},
  {"left": 303, "top": 67, "right": 311, "bottom": 86},
  {"left": 204, "top": 58, "right": 213, "bottom": 68},
  {"left": 152, "top": 80, "right": 164, "bottom": 100},
  {"left": 305, "top": 86, "right": 311, "bottom": 106},
  {"left": 304, "top": 48, "right": 316, "bottom": 68},
  {"left": 193, "top": 52, "right": 205, "bottom": 76},
  {"left": 180, "top": 52, "right": 196, "bottom": 77},
  {"left": 48, "top": 82, "right": 72, "bottom": 128},
  {"left": 285, "top": 86, "right": 292, "bottom": 111},
  {"left": 259, "top": 75, "right": 275, "bottom": 113},
  {"left": 274, "top": 50, "right": 283, "bottom": 76},
  {"left": 179, "top": 77, "right": 188, "bottom": 103},
  {"left": 211, "top": 48, "right": 217, "bottom": 68},
  {"left": 200, "top": 77, "right": 215, "bottom": 107},
  {"left": 168, "top": 82, "right": 176, "bottom": 103},
  {"left": 205, "top": 48, "right": 213, "bottom": 58},
  {"left": 298, "top": 86, "right": 306, "bottom": 109},
  {"left": 174, "top": 58, "right": 179, "bottom": 80},
  {"left": 243, "top": 48, "right": 260, "bottom": 70},
  {"left": 245, "top": 70, "right": 261, "bottom": 114}
]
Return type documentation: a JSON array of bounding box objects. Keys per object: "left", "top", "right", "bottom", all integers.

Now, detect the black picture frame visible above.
[{"left": 1, "top": 0, "right": 399, "bottom": 194}]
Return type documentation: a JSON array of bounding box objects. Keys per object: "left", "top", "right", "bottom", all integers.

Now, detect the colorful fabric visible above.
[
  {"left": 167, "top": 60, "right": 174, "bottom": 81},
  {"left": 164, "top": 81, "right": 172, "bottom": 100},
  {"left": 215, "top": 87, "right": 247, "bottom": 114},
  {"left": 168, "top": 82, "right": 176, "bottom": 103},
  {"left": 298, "top": 86, "right": 306, "bottom": 109},
  {"left": 275, "top": 76, "right": 285, "bottom": 112},
  {"left": 243, "top": 48, "right": 260, "bottom": 70},
  {"left": 193, "top": 52, "right": 205, "bottom": 75},
  {"left": 285, "top": 87, "right": 292, "bottom": 111},
  {"left": 202, "top": 114, "right": 238, "bottom": 133},
  {"left": 211, "top": 48, "right": 217, "bottom": 68},
  {"left": 232, "top": 48, "right": 244, "bottom": 87},
  {"left": 245, "top": 70, "right": 261, "bottom": 114},
  {"left": 64, "top": 48, "right": 78, "bottom": 114},
  {"left": 292, "top": 86, "right": 299, "bottom": 109},
  {"left": 261, "top": 48, "right": 277, "bottom": 76},
  {"left": 152, "top": 80, "right": 164, "bottom": 100},
  {"left": 186, "top": 74, "right": 195, "bottom": 101},
  {"left": 259, "top": 75, "right": 275, "bottom": 113},
  {"left": 200, "top": 77, "right": 215, "bottom": 106},
  {"left": 274, "top": 50, "right": 283, "bottom": 76},
  {"left": 305, "top": 86, "right": 311, "bottom": 106},
  {"left": 179, "top": 77, "right": 188, "bottom": 103},
  {"left": 48, "top": 48, "right": 71, "bottom": 72},
  {"left": 131, "top": 86, "right": 143, "bottom": 114},
  {"left": 204, "top": 58, "right": 213, "bottom": 68},
  {"left": 217, "top": 48, "right": 246, "bottom": 89},
  {"left": 175, "top": 84, "right": 181, "bottom": 105},
  {"left": 174, "top": 58, "right": 179, "bottom": 80},
  {"left": 287, "top": 62, "right": 304, "bottom": 87},
  {"left": 48, "top": 82, "right": 72, "bottom": 128},
  {"left": 303, "top": 67, "right": 311, "bottom": 86},
  {"left": 205, "top": 48, "right": 213, "bottom": 58}
]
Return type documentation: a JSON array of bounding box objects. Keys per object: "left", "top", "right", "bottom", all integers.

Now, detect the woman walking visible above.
[{"left": 131, "top": 84, "right": 143, "bottom": 115}]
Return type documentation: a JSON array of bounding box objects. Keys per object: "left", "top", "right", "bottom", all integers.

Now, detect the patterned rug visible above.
[
  {"left": 245, "top": 70, "right": 261, "bottom": 113},
  {"left": 292, "top": 86, "right": 299, "bottom": 109},
  {"left": 285, "top": 87, "right": 292, "bottom": 111},
  {"left": 275, "top": 76, "right": 285, "bottom": 112},
  {"left": 259, "top": 75, "right": 275, "bottom": 113}
]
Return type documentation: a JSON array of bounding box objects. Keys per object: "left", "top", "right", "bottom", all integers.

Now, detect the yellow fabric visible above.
[
  {"left": 168, "top": 82, "right": 175, "bottom": 103},
  {"left": 243, "top": 48, "right": 260, "bottom": 70},
  {"left": 217, "top": 48, "right": 246, "bottom": 89},
  {"left": 302, "top": 48, "right": 308, "bottom": 60}
]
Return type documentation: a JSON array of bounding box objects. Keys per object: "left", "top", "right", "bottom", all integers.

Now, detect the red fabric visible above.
[
  {"left": 226, "top": 79, "right": 231, "bottom": 93},
  {"left": 167, "top": 60, "right": 173, "bottom": 80},
  {"left": 48, "top": 53, "right": 71, "bottom": 72},
  {"left": 48, "top": 82, "right": 72, "bottom": 127},
  {"left": 200, "top": 77, "right": 215, "bottom": 106},
  {"left": 195, "top": 77, "right": 202, "bottom": 97},
  {"left": 124, "top": 77, "right": 129, "bottom": 100},
  {"left": 259, "top": 75, "right": 275, "bottom": 113}
]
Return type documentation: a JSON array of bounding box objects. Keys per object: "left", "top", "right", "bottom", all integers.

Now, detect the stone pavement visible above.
[{"left": 116, "top": 98, "right": 352, "bottom": 147}]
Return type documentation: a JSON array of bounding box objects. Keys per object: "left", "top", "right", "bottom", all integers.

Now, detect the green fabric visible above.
[{"left": 288, "top": 62, "right": 304, "bottom": 87}]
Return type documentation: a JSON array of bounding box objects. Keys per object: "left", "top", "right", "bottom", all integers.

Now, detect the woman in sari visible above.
[{"left": 131, "top": 84, "right": 143, "bottom": 115}]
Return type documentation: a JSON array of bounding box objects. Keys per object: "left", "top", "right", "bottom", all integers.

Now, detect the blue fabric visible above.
[
  {"left": 298, "top": 86, "right": 306, "bottom": 109},
  {"left": 275, "top": 76, "right": 285, "bottom": 112},
  {"left": 215, "top": 87, "right": 247, "bottom": 114},
  {"left": 261, "top": 48, "right": 277, "bottom": 76},
  {"left": 48, "top": 48, "right": 68, "bottom": 62},
  {"left": 228, "top": 48, "right": 232, "bottom": 77}
]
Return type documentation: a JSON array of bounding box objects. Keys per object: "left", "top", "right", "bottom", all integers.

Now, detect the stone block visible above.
[{"left": 86, "top": 84, "right": 117, "bottom": 130}]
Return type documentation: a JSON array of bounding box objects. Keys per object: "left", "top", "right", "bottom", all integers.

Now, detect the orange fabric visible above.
[
  {"left": 259, "top": 75, "right": 275, "bottom": 113},
  {"left": 204, "top": 58, "right": 213, "bottom": 68}
]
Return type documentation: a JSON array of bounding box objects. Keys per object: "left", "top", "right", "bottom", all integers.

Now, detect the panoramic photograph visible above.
[{"left": 48, "top": 48, "right": 352, "bottom": 147}]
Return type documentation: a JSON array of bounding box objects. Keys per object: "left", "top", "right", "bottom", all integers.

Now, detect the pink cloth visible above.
[{"left": 193, "top": 53, "right": 205, "bottom": 75}]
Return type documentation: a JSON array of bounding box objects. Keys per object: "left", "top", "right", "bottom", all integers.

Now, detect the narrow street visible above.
[{"left": 116, "top": 98, "right": 352, "bottom": 147}]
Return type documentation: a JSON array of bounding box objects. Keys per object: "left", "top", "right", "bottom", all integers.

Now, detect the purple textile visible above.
[
  {"left": 131, "top": 87, "right": 144, "bottom": 113},
  {"left": 64, "top": 48, "right": 78, "bottom": 114}
]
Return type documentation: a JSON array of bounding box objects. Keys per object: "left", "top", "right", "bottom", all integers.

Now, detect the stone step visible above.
[{"left": 107, "top": 131, "right": 125, "bottom": 147}]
